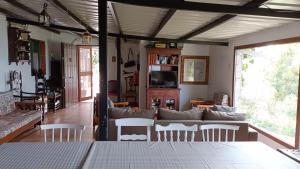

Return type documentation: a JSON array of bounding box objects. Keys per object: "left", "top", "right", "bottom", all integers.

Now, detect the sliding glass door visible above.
[{"left": 234, "top": 42, "right": 300, "bottom": 146}]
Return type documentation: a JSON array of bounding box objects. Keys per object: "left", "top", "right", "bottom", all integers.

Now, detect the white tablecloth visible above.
[
  {"left": 83, "top": 141, "right": 300, "bottom": 169},
  {"left": 0, "top": 142, "right": 91, "bottom": 169}
]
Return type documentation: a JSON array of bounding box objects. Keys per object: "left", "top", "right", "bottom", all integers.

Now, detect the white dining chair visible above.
[
  {"left": 40, "top": 124, "right": 85, "bottom": 143},
  {"left": 115, "top": 118, "right": 154, "bottom": 142},
  {"left": 155, "top": 123, "right": 198, "bottom": 142},
  {"left": 200, "top": 124, "right": 240, "bottom": 142}
]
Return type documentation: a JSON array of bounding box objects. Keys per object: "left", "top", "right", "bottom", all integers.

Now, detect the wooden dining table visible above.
[{"left": 0, "top": 141, "right": 299, "bottom": 169}]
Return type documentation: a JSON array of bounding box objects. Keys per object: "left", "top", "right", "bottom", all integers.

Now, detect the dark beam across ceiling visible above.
[
  {"left": 108, "top": 2, "right": 123, "bottom": 35},
  {"left": 4, "top": 0, "right": 39, "bottom": 15},
  {"left": 150, "top": 9, "right": 176, "bottom": 38},
  {"left": 7, "top": 17, "right": 228, "bottom": 46},
  {"left": 0, "top": 5, "right": 60, "bottom": 34},
  {"left": 179, "top": 0, "right": 269, "bottom": 40},
  {"left": 47, "top": 0, "right": 96, "bottom": 32},
  {"left": 109, "top": 0, "right": 300, "bottom": 19}
]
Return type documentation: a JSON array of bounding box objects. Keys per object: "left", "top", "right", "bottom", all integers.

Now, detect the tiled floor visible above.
[{"left": 12, "top": 101, "right": 95, "bottom": 142}]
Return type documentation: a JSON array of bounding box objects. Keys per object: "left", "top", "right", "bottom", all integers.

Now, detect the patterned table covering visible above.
[
  {"left": 83, "top": 141, "right": 300, "bottom": 169},
  {"left": 0, "top": 142, "right": 92, "bottom": 169},
  {"left": 1, "top": 142, "right": 299, "bottom": 169}
]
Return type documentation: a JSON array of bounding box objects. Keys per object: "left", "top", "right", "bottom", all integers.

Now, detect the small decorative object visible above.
[
  {"left": 169, "top": 42, "right": 177, "bottom": 48},
  {"left": 112, "top": 56, "right": 116, "bottom": 62},
  {"left": 159, "top": 56, "right": 168, "bottom": 64},
  {"left": 82, "top": 32, "right": 93, "bottom": 44},
  {"left": 169, "top": 55, "right": 178, "bottom": 64},
  {"left": 124, "top": 48, "right": 136, "bottom": 68},
  {"left": 154, "top": 42, "right": 167, "bottom": 48},
  {"left": 39, "top": 3, "right": 51, "bottom": 26},
  {"left": 181, "top": 55, "right": 209, "bottom": 85}
]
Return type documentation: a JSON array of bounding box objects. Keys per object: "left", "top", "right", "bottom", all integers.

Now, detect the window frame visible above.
[{"left": 232, "top": 37, "right": 300, "bottom": 148}]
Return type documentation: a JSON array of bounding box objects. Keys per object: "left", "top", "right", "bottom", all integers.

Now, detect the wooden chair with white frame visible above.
[
  {"left": 115, "top": 118, "right": 154, "bottom": 142},
  {"left": 40, "top": 124, "right": 85, "bottom": 143},
  {"left": 199, "top": 124, "right": 240, "bottom": 142},
  {"left": 155, "top": 123, "right": 198, "bottom": 142}
]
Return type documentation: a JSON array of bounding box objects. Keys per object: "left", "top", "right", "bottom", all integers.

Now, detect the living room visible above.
[{"left": 0, "top": 0, "right": 300, "bottom": 168}]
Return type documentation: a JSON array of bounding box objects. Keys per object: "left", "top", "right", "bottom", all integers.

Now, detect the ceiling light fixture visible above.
[{"left": 39, "top": 3, "right": 51, "bottom": 26}]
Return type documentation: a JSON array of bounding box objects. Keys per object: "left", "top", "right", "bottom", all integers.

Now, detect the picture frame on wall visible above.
[{"left": 180, "top": 55, "right": 209, "bottom": 85}]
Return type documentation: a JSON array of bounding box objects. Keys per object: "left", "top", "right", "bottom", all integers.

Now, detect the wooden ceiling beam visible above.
[
  {"left": 7, "top": 17, "right": 228, "bottom": 46},
  {"left": 150, "top": 9, "right": 176, "bottom": 38},
  {"left": 179, "top": 0, "right": 269, "bottom": 40},
  {"left": 47, "top": 0, "right": 96, "bottom": 32},
  {"left": 4, "top": 0, "right": 39, "bottom": 15},
  {"left": 0, "top": 6, "right": 60, "bottom": 34},
  {"left": 109, "top": 0, "right": 300, "bottom": 19}
]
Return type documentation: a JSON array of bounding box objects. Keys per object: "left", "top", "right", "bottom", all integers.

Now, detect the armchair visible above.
[{"left": 93, "top": 94, "right": 129, "bottom": 130}]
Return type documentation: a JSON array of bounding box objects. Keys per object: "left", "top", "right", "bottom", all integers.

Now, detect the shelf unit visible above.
[
  {"left": 146, "top": 48, "right": 181, "bottom": 110},
  {"left": 8, "top": 27, "right": 31, "bottom": 65}
]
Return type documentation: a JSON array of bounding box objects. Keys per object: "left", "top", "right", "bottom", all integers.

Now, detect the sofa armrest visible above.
[{"left": 248, "top": 128, "right": 258, "bottom": 141}]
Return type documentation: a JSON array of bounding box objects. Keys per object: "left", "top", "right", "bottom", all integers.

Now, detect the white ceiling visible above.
[{"left": 0, "top": 0, "right": 299, "bottom": 42}]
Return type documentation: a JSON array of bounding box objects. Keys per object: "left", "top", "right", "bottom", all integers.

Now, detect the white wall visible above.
[
  {"left": 180, "top": 44, "right": 210, "bottom": 110},
  {"left": 0, "top": 14, "right": 79, "bottom": 92},
  {"left": 209, "top": 21, "right": 300, "bottom": 104},
  {"left": 138, "top": 42, "right": 211, "bottom": 110}
]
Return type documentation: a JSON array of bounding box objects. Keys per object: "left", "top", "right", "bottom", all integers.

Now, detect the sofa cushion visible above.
[
  {"left": 0, "top": 91, "right": 16, "bottom": 116},
  {"left": 158, "top": 108, "right": 204, "bottom": 120},
  {"left": 203, "top": 110, "right": 246, "bottom": 121},
  {"left": 0, "top": 110, "right": 41, "bottom": 139},
  {"left": 211, "top": 105, "right": 236, "bottom": 112},
  {"left": 109, "top": 108, "right": 156, "bottom": 119}
]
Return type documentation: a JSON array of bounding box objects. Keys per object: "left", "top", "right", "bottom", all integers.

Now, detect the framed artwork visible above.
[{"left": 180, "top": 55, "right": 209, "bottom": 85}]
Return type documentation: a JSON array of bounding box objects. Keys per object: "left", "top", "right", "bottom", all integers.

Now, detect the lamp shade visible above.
[
  {"left": 82, "top": 32, "right": 93, "bottom": 44},
  {"left": 39, "top": 3, "right": 50, "bottom": 26}
]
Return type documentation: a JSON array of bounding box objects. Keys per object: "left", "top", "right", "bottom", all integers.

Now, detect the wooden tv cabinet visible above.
[
  {"left": 147, "top": 88, "right": 180, "bottom": 110},
  {"left": 146, "top": 47, "right": 181, "bottom": 110}
]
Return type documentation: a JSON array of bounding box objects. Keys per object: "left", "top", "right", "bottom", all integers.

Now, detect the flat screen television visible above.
[{"left": 150, "top": 71, "right": 177, "bottom": 88}]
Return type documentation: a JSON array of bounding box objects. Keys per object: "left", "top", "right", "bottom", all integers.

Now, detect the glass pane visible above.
[
  {"left": 234, "top": 43, "right": 300, "bottom": 145},
  {"left": 80, "top": 48, "right": 91, "bottom": 72},
  {"left": 80, "top": 75, "right": 92, "bottom": 98}
]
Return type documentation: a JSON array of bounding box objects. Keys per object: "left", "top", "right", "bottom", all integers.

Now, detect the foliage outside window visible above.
[{"left": 234, "top": 43, "right": 300, "bottom": 145}]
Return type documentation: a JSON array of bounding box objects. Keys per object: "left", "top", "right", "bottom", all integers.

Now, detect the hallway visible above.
[{"left": 12, "top": 102, "right": 95, "bottom": 142}]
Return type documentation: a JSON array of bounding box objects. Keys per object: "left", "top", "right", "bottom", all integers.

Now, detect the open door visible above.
[{"left": 78, "top": 46, "right": 93, "bottom": 101}]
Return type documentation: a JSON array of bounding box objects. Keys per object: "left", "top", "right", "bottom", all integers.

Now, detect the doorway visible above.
[
  {"left": 78, "top": 46, "right": 93, "bottom": 101},
  {"left": 77, "top": 46, "right": 100, "bottom": 102}
]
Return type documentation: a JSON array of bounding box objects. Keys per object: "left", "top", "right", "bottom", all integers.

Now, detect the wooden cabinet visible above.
[
  {"left": 8, "top": 27, "right": 31, "bottom": 65},
  {"left": 146, "top": 48, "right": 181, "bottom": 110},
  {"left": 147, "top": 88, "right": 180, "bottom": 110}
]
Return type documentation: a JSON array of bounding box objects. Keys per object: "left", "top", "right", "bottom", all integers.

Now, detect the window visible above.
[{"left": 234, "top": 42, "right": 300, "bottom": 146}]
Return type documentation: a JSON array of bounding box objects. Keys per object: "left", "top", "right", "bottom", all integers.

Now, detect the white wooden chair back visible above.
[
  {"left": 40, "top": 124, "right": 85, "bottom": 142},
  {"left": 115, "top": 118, "right": 154, "bottom": 142},
  {"left": 155, "top": 123, "right": 198, "bottom": 142},
  {"left": 200, "top": 124, "right": 240, "bottom": 142}
]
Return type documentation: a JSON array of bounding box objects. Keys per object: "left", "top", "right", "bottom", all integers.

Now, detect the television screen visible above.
[{"left": 150, "top": 71, "right": 177, "bottom": 88}]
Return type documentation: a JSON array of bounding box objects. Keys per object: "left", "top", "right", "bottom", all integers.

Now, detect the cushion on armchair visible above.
[
  {"left": 203, "top": 109, "right": 246, "bottom": 121},
  {"left": 0, "top": 91, "right": 16, "bottom": 116},
  {"left": 211, "top": 105, "right": 236, "bottom": 112}
]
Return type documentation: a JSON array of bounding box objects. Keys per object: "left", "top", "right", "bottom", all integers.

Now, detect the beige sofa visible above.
[
  {"left": 108, "top": 119, "right": 258, "bottom": 141},
  {"left": 0, "top": 91, "right": 42, "bottom": 144}
]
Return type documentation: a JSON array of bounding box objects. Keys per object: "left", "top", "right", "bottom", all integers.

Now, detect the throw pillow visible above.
[
  {"left": 158, "top": 108, "right": 204, "bottom": 120},
  {"left": 108, "top": 107, "right": 131, "bottom": 119},
  {"left": 211, "top": 105, "right": 236, "bottom": 112},
  {"left": 0, "top": 91, "right": 16, "bottom": 116},
  {"left": 202, "top": 109, "right": 246, "bottom": 121},
  {"left": 109, "top": 108, "right": 156, "bottom": 119}
]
